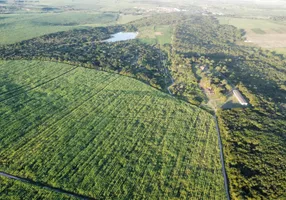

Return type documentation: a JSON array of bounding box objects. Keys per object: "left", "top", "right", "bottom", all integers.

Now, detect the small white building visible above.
[{"left": 233, "top": 90, "right": 248, "bottom": 106}]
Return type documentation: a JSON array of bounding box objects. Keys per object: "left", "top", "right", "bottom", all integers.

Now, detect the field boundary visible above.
[
  {"left": 0, "top": 171, "right": 95, "bottom": 200},
  {"left": 214, "top": 115, "right": 231, "bottom": 200}
]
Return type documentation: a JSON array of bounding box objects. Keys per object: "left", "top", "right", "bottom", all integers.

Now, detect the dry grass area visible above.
[
  {"left": 246, "top": 32, "right": 286, "bottom": 48},
  {"left": 219, "top": 17, "right": 286, "bottom": 49}
]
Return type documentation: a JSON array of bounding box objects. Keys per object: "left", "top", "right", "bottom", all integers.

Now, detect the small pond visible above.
[{"left": 103, "top": 32, "right": 138, "bottom": 42}]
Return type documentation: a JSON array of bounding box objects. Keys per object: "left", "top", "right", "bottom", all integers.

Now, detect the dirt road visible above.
[{"left": 214, "top": 116, "right": 231, "bottom": 200}]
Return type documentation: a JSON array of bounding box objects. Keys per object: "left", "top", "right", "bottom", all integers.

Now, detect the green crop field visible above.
[
  {"left": 0, "top": 176, "right": 75, "bottom": 200},
  {"left": 33, "top": 12, "right": 118, "bottom": 26},
  {"left": 0, "top": 12, "right": 118, "bottom": 44},
  {"left": 0, "top": 14, "right": 71, "bottom": 44},
  {"left": 0, "top": 60, "right": 225, "bottom": 199}
]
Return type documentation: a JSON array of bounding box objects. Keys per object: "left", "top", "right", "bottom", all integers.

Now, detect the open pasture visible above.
[
  {"left": 138, "top": 25, "right": 173, "bottom": 45},
  {"left": 0, "top": 60, "right": 225, "bottom": 199},
  {"left": 219, "top": 17, "right": 286, "bottom": 48},
  {"left": 33, "top": 12, "right": 118, "bottom": 26},
  {"left": 0, "top": 12, "right": 117, "bottom": 44},
  {"left": 117, "top": 14, "right": 145, "bottom": 24}
]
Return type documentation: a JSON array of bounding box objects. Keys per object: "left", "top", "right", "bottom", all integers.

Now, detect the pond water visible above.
[{"left": 103, "top": 32, "right": 138, "bottom": 42}]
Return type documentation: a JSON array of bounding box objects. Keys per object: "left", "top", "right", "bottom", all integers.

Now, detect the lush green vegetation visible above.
[
  {"left": 169, "top": 15, "right": 286, "bottom": 199},
  {"left": 0, "top": 8, "right": 285, "bottom": 199},
  {"left": 0, "top": 14, "right": 72, "bottom": 44},
  {"left": 0, "top": 60, "right": 225, "bottom": 199},
  {"left": 0, "top": 176, "right": 77, "bottom": 200},
  {"left": 0, "top": 176, "right": 76, "bottom": 200},
  {"left": 218, "top": 108, "right": 286, "bottom": 200}
]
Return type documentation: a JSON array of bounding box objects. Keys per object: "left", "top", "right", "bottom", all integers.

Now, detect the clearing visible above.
[
  {"left": 218, "top": 17, "right": 286, "bottom": 49},
  {"left": 138, "top": 25, "right": 173, "bottom": 45}
]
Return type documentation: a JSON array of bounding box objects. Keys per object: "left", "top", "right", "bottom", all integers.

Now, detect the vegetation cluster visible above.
[{"left": 169, "top": 15, "right": 286, "bottom": 200}]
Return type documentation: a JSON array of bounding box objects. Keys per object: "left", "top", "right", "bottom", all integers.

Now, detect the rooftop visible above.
[{"left": 233, "top": 90, "right": 248, "bottom": 106}]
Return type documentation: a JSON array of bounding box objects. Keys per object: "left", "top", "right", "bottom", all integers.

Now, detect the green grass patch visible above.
[
  {"left": 251, "top": 28, "right": 266, "bottom": 34},
  {"left": 155, "top": 25, "right": 173, "bottom": 45},
  {"left": 32, "top": 12, "right": 118, "bottom": 26},
  {"left": 117, "top": 14, "right": 144, "bottom": 24},
  {"left": 0, "top": 60, "right": 225, "bottom": 199},
  {"left": 0, "top": 12, "right": 117, "bottom": 44},
  {"left": 272, "top": 47, "right": 286, "bottom": 55},
  {"left": 218, "top": 17, "right": 285, "bottom": 30},
  {"left": 0, "top": 176, "right": 76, "bottom": 200},
  {"left": 138, "top": 25, "right": 173, "bottom": 45}
]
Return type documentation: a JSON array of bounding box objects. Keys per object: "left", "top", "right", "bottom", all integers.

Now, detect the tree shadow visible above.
[{"left": 221, "top": 100, "right": 244, "bottom": 109}]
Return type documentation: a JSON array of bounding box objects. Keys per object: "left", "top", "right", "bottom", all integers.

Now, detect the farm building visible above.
[{"left": 233, "top": 89, "right": 248, "bottom": 106}]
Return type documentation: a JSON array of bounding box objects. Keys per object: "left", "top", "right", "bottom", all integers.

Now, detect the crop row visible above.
[{"left": 0, "top": 61, "right": 225, "bottom": 199}]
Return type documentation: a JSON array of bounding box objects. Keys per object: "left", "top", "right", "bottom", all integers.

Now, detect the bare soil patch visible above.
[
  {"left": 246, "top": 33, "right": 286, "bottom": 48},
  {"left": 154, "top": 32, "right": 163, "bottom": 36}
]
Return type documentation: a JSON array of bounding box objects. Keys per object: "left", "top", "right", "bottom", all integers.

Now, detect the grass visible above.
[
  {"left": 272, "top": 47, "right": 286, "bottom": 55},
  {"left": 33, "top": 12, "right": 118, "bottom": 26},
  {"left": 138, "top": 25, "right": 173, "bottom": 45},
  {"left": 218, "top": 17, "right": 286, "bottom": 48},
  {"left": 117, "top": 14, "right": 144, "bottom": 24},
  {"left": 0, "top": 176, "right": 76, "bottom": 200},
  {"left": 218, "top": 17, "right": 285, "bottom": 30},
  {"left": 0, "top": 60, "right": 226, "bottom": 199},
  {"left": 0, "top": 14, "right": 71, "bottom": 44},
  {"left": 0, "top": 12, "right": 117, "bottom": 44},
  {"left": 251, "top": 28, "right": 266, "bottom": 34},
  {"left": 155, "top": 25, "right": 173, "bottom": 45}
]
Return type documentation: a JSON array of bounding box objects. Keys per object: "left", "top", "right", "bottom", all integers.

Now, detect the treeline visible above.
[
  {"left": 218, "top": 108, "right": 286, "bottom": 199},
  {"left": 174, "top": 17, "right": 244, "bottom": 55},
  {"left": 162, "top": 45, "right": 206, "bottom": 105}
]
